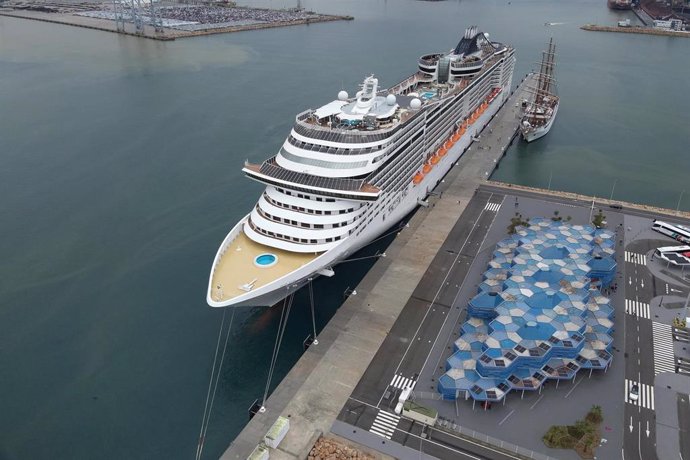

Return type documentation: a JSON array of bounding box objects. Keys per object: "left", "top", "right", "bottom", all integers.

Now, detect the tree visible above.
[
  {"left": 592, "top": 209, "right": 606, "bottom": 228},
  {"left": 508, "top": 213, "right": 529, "bottom": 234}
]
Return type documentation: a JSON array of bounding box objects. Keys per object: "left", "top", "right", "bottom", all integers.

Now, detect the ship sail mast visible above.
[{"left": 535, "top": 38, "right": 556, "bottom": 105}]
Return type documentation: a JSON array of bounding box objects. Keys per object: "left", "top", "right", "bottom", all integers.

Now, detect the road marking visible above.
[
  {"left": 484, "top": 202, "right": 501, "bottom": 213},
  {"left": 369, "top": 410, "right": 400, "bottom": 440},
  {"left": 529, "top": 394, "right": 544, "bottom": 410},
  {"left": 498, "top": 409, "right": 515, "bottom": 426},
  {"left": 389, "top": 374, "right": 416, "bottom": 390},
  {"left": 652, "top": 322, "right": 676, "bottom": 375},
  {"left": 624, "top": 251, "right": 647, "bottom": 265},
  {"left": 625, "top": 299, "right": 650, "bottom": 319},
  {"left": 624, "top": 379, "right": 655, "bottom": 410}
]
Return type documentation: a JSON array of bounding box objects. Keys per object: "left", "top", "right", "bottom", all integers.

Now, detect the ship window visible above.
[
  {"left": 314, "top": 224, "right": 324, "bottom": 229},
  {"left": 301, "top": 223, "right": 309, "bottom": 228},
  {"left": 316, "top": 210, "right": 323, "bottom": 215},
  {"left": 326, "top": 238, "right": 333, "bottom": 243},
  {"left": 310, "top": 239, "right": 317, "bottom": 244},
  {"left": 301, "top": 239, "right": 308, "bottom": 243},
  {"left": 316, "top": 197, "right": 323, "bottom": 202},
  {"left": 333, "top": 223, "right": 340, "bottom": 228}
]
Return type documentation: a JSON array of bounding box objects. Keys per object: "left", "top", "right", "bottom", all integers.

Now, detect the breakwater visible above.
[{"left": 581, "top": 24, "right": 690, "bottom": 38}]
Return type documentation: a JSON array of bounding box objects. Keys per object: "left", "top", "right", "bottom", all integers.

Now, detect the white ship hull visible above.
[
  {"left": 521, "top": 101, "right": 558, "bottom": 143},
  {"left": 206, "top": 89, "right": 509, "bottom": 307},
  {"left": 207, "top": 27, "right": 516, "bottom": 308}
]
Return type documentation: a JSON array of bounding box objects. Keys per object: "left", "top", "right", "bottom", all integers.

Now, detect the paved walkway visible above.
[{"left": 221, "top": 75, "right": 535, "bottom": 460}]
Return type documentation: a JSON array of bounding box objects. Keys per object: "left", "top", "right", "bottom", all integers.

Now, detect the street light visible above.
[
  {"left": 677, "top": 189, "right": 685, "bottom": 213},
  {"left": 547, "top": 170, "right": 553, "bottom": 191},
  {"left": 610, "top": 179, "right": 617, "bottom": 201}
]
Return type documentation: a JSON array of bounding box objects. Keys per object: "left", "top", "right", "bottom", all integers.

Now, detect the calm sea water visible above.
[{"left": 1, "top": 1, "right": 688, "bottom": 458}]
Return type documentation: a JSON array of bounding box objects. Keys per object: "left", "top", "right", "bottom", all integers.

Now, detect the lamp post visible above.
[
  {"left": 610, "top": 179, "right": 617, "bottom": 201},
  {"left": 548, "top": 170, "right": 553, "bottom": 191},
  {"left": 677, "top": 190, "right": 685, "bottom": 213}
]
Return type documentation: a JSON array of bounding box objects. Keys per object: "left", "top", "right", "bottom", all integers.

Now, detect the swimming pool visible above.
[{"left": 254, "top": 253, "right": 278, "bottom": 268}]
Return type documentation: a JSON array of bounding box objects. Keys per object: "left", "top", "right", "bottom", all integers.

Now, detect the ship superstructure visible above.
[
  {"left": 207, "top": 26, "right": 516, "bottom": 307},
  {"left": 520, "top": 38, "right": 559, "bottom": 143}
]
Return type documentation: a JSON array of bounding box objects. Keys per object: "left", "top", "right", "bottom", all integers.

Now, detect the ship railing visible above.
[
  {"left": 451, "top": 58, "right": 484, "bottom": 69},
  {"left": 294, "top": 111, "right": 403, "bottom": 144}
]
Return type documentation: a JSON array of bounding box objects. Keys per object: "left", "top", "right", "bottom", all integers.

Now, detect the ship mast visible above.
[{"left": 535, "top": 38, "right": 555, "bottom": 104}]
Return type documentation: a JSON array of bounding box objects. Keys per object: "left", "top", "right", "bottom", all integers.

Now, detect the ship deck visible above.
[{"left": 210, "top": 231, "right": 319, "bottom": 303}]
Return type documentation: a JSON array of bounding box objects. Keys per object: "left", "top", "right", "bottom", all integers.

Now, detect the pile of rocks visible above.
[{"left": 308, "top": 436, "right": 374, "bottom": 460}]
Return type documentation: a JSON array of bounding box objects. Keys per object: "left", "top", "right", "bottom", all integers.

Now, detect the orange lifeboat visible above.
[
  {"left": 423, "top": 163, "right": 432, "bottom": 174},
  {"left": 452, "top": 132, "right": 461, "bottom": 142},
  {"left": 439, "top": 147, "right": 448, "bottom": 157},
  {"left": 431, "top": 155, "right": 440, "bottom": 165},
  {"left": 459, "top": 126, "right": 466, "bottom": 135},
  {"left": 413, "top": 173, "right": 424, "bottom": 185}
]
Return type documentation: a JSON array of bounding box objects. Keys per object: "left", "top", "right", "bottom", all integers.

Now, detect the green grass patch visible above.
[{"left": 543, "top": 406, "right": 603, "bottom": 459}]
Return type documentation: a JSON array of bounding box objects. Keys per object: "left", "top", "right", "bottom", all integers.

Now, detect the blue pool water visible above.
[{"left": 255, "top": 254, "right": 277, "bottom": 266}]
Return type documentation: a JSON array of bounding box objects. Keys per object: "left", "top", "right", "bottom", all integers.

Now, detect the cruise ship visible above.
[{"left": 207, "top": 26, "right": 515, "bottom": 308}]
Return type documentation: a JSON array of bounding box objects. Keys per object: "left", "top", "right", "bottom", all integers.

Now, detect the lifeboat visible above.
[
  {"left": 431, "top": 155, "right": 440, "bottom": 165},
  {"left": 459, "top": 126, "right": 466, "bottom": 135},
  {"left": 439, "top": 147, "right": 448, "bottom": 156},
  {"left": 452, "top": 131, "right": 461, "bottom": 142},
  {"left": 423, "top": 163, "right": 432, "bottom": 174},
  {"left": 413, "top": 173, "right": 424, "bottom": 185}
]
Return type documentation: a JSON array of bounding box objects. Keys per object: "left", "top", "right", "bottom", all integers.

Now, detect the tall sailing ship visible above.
[
  {"left": 520, "top": 38, "right": 558, "bottom": 143},
  {"left": 207, "top": 26, "right": 516, "bottom": 308}
]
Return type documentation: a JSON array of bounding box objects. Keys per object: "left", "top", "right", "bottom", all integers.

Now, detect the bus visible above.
[{"left": 652, "top": 220, "right": 690, "bottom": 244}]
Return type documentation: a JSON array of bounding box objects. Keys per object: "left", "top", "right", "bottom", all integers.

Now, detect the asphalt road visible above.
[{"left": 623, "top": 238, "right": 659, "bottom": 460}]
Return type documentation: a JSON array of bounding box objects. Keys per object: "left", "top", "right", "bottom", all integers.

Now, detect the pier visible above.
[
  {"left": 581, "top": 24, "right": 690, "bottom": 38},
  {"left": 221, "top": 75, "right": 535, "bottom": 459}
]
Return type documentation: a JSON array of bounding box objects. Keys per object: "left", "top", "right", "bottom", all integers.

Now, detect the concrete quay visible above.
[
  {"left": 221, "top": 76, "right": 536, "bottom": 460},
  {"left": 581, "top": 23, "right": 690, "bottom": 38}
]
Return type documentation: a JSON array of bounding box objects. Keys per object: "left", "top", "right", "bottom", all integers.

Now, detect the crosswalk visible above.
[
  {"left": 625, "top": 299, "right": 650, "bottom": 319},
  {"left": 369, "top": 410, "right": 400, "bottom": 439},
  {"left": 624, "top": 379, "right": 655, "bottom": 410},
  {"left": 484, "top": 202, "right": 501, "bottom": 213},
  {"left": 652, "top": 322, "right": 675, "bottom": 375},
  {"left": 389, "top": 374, "right": 417, "bottom": 391},
  {"left": 624, "top": 251, "right": 647, "bottom": 265}
]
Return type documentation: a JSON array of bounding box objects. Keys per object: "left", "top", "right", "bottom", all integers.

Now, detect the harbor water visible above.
[{"left": 0, "top": 0, "right": 688, "bottom": 458}]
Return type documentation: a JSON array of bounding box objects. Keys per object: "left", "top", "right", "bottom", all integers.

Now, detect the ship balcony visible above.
[
  {"left": 244, "top": 217, "right": 348, "bottom": 254},
  {"left": 418, "top": 53, "right": 442, "bottom": 74},
  {"left": 243, "top": 158, "right": 381, "bottom": 202},
  {"left": 249, "top": 209, "right": 355, "bottom": 244},
  {"left": 450, "top": 58, "right": 484, "bottom": 76},
  {"left": 258, "top": 194, "right": 366, "bottom": 225}
]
